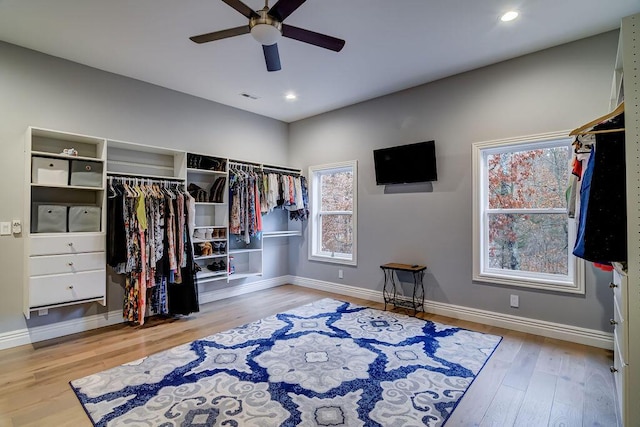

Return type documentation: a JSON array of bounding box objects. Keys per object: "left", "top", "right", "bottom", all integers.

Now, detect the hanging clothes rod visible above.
[{"left": 228, "top": 160, "right": 301, "bottom": 175}]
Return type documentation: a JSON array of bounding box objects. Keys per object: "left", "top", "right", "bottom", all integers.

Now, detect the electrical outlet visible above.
[
  {"left": 38, "top": 308, "right": 49, "bottom": 316},
  {"left": 338, "top": 269, "right": 344, "bottom": 279},
  {"left": 0, "top": 222, "right": 10, "bottom": 236},
  {"left": 11, "top": 219, "right": 21, "bottom": 234},
  {"left": 510, "top": 294, "right": 519, "bottom": 308}
]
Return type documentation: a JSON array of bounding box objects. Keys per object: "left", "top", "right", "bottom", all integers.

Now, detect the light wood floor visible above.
[{"left": 0, "top": 285, "right": 618, "bottom": 426}]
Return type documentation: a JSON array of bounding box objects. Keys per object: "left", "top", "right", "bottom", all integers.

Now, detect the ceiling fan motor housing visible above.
[{"left": 250, "top": 9, "right": 282, "bottom": 45}]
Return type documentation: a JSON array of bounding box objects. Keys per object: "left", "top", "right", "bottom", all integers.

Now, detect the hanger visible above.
[{"left": 569, "top": 102, "right": 625, "bottom": 136}]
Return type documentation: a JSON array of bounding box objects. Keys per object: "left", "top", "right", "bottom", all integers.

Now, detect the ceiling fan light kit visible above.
[
  {"left": 250, "top": 9, "right": 282, "bottom": 45},
  {"left": 190, "top": 0, "right": 345, "bottom": 72}
]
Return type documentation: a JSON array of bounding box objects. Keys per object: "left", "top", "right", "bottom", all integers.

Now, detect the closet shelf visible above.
[
  {"left": 194, "top": 254, "right": 227, "bottom": 261},
  {"left": 228, "top": 272, "right": 261, "bottom": 280},
  {"left": 108, "top": 160, "right": 173, "bottom": 171},
  {"left": 197, "top": 271, "right": 228, "bottom": 280},
  {"left": 192, "top": 238, "right": 228, "bottom": 244},
  {"left": 187, "top": 168, "right": 227, "bottom": 176},
  {"left": 31, "top": 151, "right": 104, "bottom": 162},
  {"left": 106, "top": 171, "right": 185, "bottom": 181},
  {"left": 193, "top": 225, "right": 227, "bottom": 229},
  {"left": 229, "top": 248, "right": 262, "bottom": 254},
  {"left": 31, "top": 183, "right": 105, "bottom": 191}
]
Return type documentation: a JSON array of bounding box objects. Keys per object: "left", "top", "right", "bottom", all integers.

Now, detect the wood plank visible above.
[
  {"left": 479, "top": 384, "right": 525, "bottom": 426},
  {"left": 513, "top": 371, "right": 556, "bottom": 426},
  {"left": 0, "top": 285, "right": 618, "bottom": 427}
]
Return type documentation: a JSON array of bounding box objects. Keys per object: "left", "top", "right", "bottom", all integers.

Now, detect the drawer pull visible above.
[
  {"left": 609, "top": 282, "right": 618, "bottom": 289},
  {"left": 68, "top": 262, "right": 74, "bottom": 266},
  {"left": 68, "top": 242, "right": 74, "bottom": 247},
  {"left": 610, "top": 319, "right": 618, "bottom": 326},
  {"left": 610, "top": 366, "right": 618, "bottom": 373},
  {"left": 68, "top": 285, "right": 74, "bottom": 289}
]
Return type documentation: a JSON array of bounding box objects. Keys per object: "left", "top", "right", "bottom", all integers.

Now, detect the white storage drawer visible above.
[
  {"left": 30, "top": 234, "right": 104, "bottom": 255},
  {"left": 612, "top": 269, "right": 627, "bottom": 317},
  {"left": 32, "top": 156, "right": 69, "bottom": 185},
  {"left": 29, "top": 270, "right": 105, "bottom": 308},
  {"left": 29, "top": 252, "right": 105, "bottom": 276},
  {"left": 613, "top": 296, "right": 627, "bottom": 363}
]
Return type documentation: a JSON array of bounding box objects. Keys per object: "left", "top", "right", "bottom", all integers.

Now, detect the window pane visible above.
[
  {"left": 488, "top": 213, "right": 568, "bottom": 275},
  {"left": 487, "top": 146, "right": 570, "bottom": 209},
  {"left": 321, "top": 214, "right": 353, "bottom": 255},
  {"left": 321, "top": 170, "right": 353, "bottom": 211}
]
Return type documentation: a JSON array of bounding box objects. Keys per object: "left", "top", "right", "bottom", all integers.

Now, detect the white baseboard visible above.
[
  {"left": 0, "top": 276, "right": 290, "bottom": 351},
  {"left": 290, "top": 276, "right": 614, "bottom": 350},
  {"left": 0, "top": 309, "right": 124, "bottom": 351},
  {"left": 0, "top": 275, "right": 613, "bottom": 351}
]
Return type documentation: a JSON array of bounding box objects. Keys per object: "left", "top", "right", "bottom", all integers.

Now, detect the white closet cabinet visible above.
[
  {"left": 611, "top": 12, "right": 640, "bottom": 426},
  {"left": 23, "top": 128, "right": 107, "bottom": 318}
]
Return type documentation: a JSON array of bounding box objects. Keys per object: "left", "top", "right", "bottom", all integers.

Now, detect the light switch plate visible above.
[{"left": 0, "top": 222, "right": 10, "bottom": 236}]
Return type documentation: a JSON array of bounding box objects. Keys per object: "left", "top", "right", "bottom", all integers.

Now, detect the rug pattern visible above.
[{"left": 70, "top": 298, "right": 502, "bottom": 426}]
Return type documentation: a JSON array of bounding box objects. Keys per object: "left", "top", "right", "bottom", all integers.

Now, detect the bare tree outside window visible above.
[
  {"left": 486, "top": 146, "right": 570, "bottom": 275},
  {"left": 473, "top": 134, "right": 583, "bottom": 293}
]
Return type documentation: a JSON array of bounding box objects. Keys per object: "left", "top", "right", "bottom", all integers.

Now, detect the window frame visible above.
[
  {"left": 308, "top": 160, "right": 358, "bottom": 266},
  {"left": 472, "top": 131, "right": 585, "bottom": 294}
]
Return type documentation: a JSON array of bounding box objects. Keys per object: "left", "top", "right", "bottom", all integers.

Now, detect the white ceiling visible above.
[{"left": 0, "top": 1, "right": 638, "bottom": 123}]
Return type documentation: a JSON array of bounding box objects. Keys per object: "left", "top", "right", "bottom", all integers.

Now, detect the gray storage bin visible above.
[
  {"left": 32, "top": 157, "right": 69, "bottom": 185},
  {"left": 69, "top": 206, "right": 100, "bottom": 232},
  {"left": 69, "top": 160, "right": 103, "bottom": 187},
  {"left": 68, "top": 206, "right": 101, "bottom": 232},
  {"left": 34, "top": 204, "right": 67, "bottom": 233}
]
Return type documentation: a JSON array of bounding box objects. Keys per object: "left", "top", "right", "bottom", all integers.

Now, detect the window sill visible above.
[
  {"left": 473, "top": 272, "right": 585, "bottom": 294},
  {"left": 309, "top": 254, "right": 356, "bottom": 266}
]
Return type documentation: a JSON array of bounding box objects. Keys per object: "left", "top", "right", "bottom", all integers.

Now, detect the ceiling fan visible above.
[{"left": 189, "top": 0, "right": 345, "bottom": 72}]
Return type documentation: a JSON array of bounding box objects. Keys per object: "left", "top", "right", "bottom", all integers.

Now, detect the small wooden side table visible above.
[{"left": 380, "top": 263, "right": 427, "bottom": 316}]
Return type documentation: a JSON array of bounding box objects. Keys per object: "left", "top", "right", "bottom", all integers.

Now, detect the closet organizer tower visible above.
[{"left": 602, "top": 13, "right": 638, "bottom": 426}]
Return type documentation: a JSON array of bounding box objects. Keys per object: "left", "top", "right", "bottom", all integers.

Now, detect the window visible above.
[
  {"left": 472, "top": 132, "right": 584, "bottom": 293},
  {"left": 308, "top": 161, "right": 357, "bottom": 265}
]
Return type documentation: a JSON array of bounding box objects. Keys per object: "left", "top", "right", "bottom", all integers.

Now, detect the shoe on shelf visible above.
[
  {"left": 205, "top": 228, "right": 214, "bottom": 240},
  {"left": 206, "top": 261, "right": 219, "bottom": 272},
  {"left": 194, "top": 229, "right": 206, "bottom": 240}
]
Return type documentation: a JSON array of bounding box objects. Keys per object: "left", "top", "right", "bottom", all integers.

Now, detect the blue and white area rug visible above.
[{"left": 70, "top": 298, "right": 502, "bottom": 426}]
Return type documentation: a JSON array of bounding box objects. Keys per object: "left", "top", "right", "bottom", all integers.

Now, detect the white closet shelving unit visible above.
[
  {"left": 610, "top": 12, "right": 639, "bottom": 426},
  {"left": 23, "top": 127, "right": 107, "bottom": 318},
  {"left": 23, "top": 128, "right": 304, "bottom": 317},
  {"left": 226, "top": 162, "right": 303, "bottom": 280},
  {"left": 187, "top": 153, "right": 229, "bottom": 283}
]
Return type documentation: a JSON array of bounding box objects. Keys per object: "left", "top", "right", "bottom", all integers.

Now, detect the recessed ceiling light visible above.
[
  {"left": 285, "top": 93, "right": 297, "bottom": 101},
  {"left": 500, "top": 11, "right": 519, "bottom": 22}
]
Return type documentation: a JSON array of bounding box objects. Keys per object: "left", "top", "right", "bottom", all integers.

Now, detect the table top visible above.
[{"left": 380, "top": 263, "right": 427, "bottom": 272}]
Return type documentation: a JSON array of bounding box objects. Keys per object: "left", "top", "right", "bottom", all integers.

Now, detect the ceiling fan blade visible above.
[
  {"left": 190, "top": 25, "right": 250, "bottom": 44},
  {"left": 263, "top": 44, "right": 282, "bottom": 72},
  {"left": 221, "top": 0, "right": 259, "bottom": 19},
  {"left": 282, "top": 24, "right": 345, "bottom": 52},
  {"left": 268, "top": 0, "right": 306, "bottom": 21}
]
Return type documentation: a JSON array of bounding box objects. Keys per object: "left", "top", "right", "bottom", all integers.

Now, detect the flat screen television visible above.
[{"left": 373, "top": 140, "right": 437, "bottom": 185}]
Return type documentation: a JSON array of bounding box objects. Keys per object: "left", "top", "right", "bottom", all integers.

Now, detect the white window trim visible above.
[
  {"left": 472, "top": 130, "right": 585, "bottom": 294},
  {"left": 308, "top": 160, "right": 358, "bottom": 266}
]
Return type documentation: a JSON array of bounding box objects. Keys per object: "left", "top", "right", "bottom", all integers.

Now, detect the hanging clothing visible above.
[
  {"left": 573, "top": 113, "right": 627, "bottom": 263},
  {"left": 107, "top": 179, "right": 199, "bottom": 324}
]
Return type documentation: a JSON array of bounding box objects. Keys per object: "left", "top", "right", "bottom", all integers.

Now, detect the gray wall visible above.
[
  {"left": 288, "top": 31, "right": 619, "bottom": 332},
  {"left": 0, "top": 41, "right": 290, "bottom": 333}
]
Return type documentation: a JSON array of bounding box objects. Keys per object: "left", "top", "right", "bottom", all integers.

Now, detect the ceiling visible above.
[{"left": 0, "top": 1, "right": 638, "bottom": 123}]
